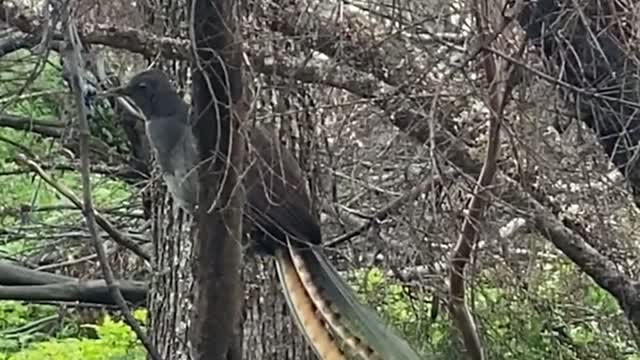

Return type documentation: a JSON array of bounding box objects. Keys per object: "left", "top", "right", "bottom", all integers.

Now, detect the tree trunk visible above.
[
  {"left": 143, "top": 2, "right": 195, "bottom": 359},
  {"left": 190, "top": 0, "right": 245, "bottom": 358},
  {"left": 148, "top": 200, "right": 194, "bottom": 359}
]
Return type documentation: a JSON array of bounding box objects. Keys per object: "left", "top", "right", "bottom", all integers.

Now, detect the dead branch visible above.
[
  {"left": 0, "top": 2, "right": 476, "bottom": 172},
  {"left": 0, "top": 113, "right": 65, "bottom": 137},
  {"left": 503, "top": 173, "right": 640, "bottom": 329},
  {"left": 265, "top": 1, "right": 441, "bottom": 87},
  {"left": 0, "top": 162, "right": 134, "bottom": 178},
  {"left": 0, "top": 261, "right": 147, "bottom": 304},
  {"left": 0, "top": 261, "right": 77, "bottom": 285},
  {"left": 447, "top": 3, "right": 522, "bottom": 357},
  {"left": 0, "top": 280, "right": 147, "bottom": 304}
]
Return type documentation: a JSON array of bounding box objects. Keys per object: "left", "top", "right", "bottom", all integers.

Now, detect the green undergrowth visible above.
[
  {"left": 350, "top": 264, "right": 639, "bottom": 360},
  {"left": 0, "top": 304, "right": 146, "bottom": 360},
  {"left": 0, "top": 262, "right": 638, "bottom": 359}
]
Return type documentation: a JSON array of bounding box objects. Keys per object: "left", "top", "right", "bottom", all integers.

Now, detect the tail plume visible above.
[
  {"left": 275, "top": 245, "right": 422, "bottom": 360},
  {"left": 275, "top": 248, "right": 346, "bottom": 360}
]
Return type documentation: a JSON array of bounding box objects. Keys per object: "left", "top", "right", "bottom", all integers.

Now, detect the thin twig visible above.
[
  {"left": 447, "top": 3, "right": 523, "bottom": 359},
  {"left": 15, "top": 154, "right": 150, "bottom": 261},
  {"left": 327, "top": 171, "right": 451, "bottom": 247},
  {"left": 60, "top": 3, "right": 161, "bottom": 359}
]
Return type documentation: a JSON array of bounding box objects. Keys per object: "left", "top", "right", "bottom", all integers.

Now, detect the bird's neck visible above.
[{"left": 149, "top": 92, "right": 189, "bottom": 120}]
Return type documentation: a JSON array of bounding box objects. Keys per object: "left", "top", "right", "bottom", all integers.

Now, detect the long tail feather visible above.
[
  {"left": 274, "top": 249, "right": 346, "bottom": 360},
  {"left": 287, "top": 245, "right": 380, "bottom": 359},
  {"left": 295, "top": 246, "right": 422, "bottom": 360}
]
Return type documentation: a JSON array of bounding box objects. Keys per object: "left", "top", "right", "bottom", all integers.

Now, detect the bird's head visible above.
[{"left": 107, "top": 69, "right": 183, "bottom": 119}]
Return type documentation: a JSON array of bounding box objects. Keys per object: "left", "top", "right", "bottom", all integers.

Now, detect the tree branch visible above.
[
  {"left": 15, "top": 154, "right": 150, "bottom": 261},
  {"left": 0, "top": 280, "right": 147, "bottom": 304},
  {"left": 0, "top": 261, "right": 76, "bottom": 285},
  {"left": 0, "top": 3, "right": 477, "bottom": 174},
  {"left": 326, "top": 170, "right": 453, "bottom": 247},
  {"left": 0, "top": 261, "right": 148, "bottom": 305},
  {"left": 61, "top": 5, "right": 160, "bottom": 358},
  {"left": 447, "top": 5, "right": 524, "bottom": 357},
  {"left": 0, "top": 113, "right": 64, "bottom": 137}
]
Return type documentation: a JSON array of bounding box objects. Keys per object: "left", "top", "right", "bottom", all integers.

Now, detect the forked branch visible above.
[{"left": 447, "top": 3, "right": 522, "bottom": 358}]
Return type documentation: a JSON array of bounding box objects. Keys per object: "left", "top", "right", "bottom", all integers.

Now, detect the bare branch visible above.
[
  {"left": 0, "top": 280, "right": 147, "bottom": 304},
  {"left": 14, "top": 154, "right": 150, "bottom": 260},
  {"left": 0, "top": 261, "right": 147, "bottom": 305},
  {"left": 0, "top": 261, "right": 76, "bottom": 285},
  {"left": 447, "top": 5, "right": 522, "bottom": 358},
  {"left": 0, "top": 113, "right": 64, "bottom": 137},
  {"left": 327, "top": 170, "right": 453, "bottom": 247},
  {"left": 0, "top": 3, "right": 476, "bottom": 170},
  {"left": 60, "top": 3, "right": 160, "bottom": 359}
]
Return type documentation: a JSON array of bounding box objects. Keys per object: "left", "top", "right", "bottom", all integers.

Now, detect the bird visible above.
[{"left": 108, "top": 69, "right": 423, "bottom": 360}]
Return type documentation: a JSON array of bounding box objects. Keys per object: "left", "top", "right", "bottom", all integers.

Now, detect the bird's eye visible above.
[{"left": 137, "top": 82, "right": 148, "bottom": 89}]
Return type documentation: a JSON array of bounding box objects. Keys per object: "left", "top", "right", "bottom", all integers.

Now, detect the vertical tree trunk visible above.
[
  {"left": 238, "top": 82, "right": 320, "bottom": 360},
  {"left": 190, "top": 0, "right": 246, "bottom": 359},
  {"left": 242, "top": 260, "right": 316, "bottom": 360},
  {"left": 142, "top": 2, "right": 195, "bottom": 359},
  {"left": 148, "top": 203, "right": 194, "bottom": 359}
]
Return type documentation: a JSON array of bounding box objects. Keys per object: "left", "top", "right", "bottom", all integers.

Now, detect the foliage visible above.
[
  {"left": 0, "top": 48, "right": 141, "bottom": 360},
  {"left": 351, "top": 265, "right": 638, "bottom": 360},
  {"left": 0, "top": 51, "right": 133, "bottom": 258},
  {"left": 0, "top": 302, "right": 56, "bottom": 331},
  {"left": 0, "top": 309, "right": 146, "bottom": 360},
  {"left": 0, "top": 51, "right": 66, "bottom": 119},
  {"left": 0, "top": 302, "right": 58, "bottom": 352}
]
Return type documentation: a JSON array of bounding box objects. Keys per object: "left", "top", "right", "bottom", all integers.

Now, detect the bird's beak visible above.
[
  {"left": 97, "top": 86, "right": 145, "bottom": 122},
  {"left": 100, "top": 85, "right": 129, "bottom": 98}
]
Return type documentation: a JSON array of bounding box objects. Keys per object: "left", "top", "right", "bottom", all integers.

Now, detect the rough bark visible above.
[
  {"left": 190, "top": 0, "right": 245, "bottom": 359},
  {"left": 140, "top": 3, "right": 196, "bottom": 359},
  {"left": 148, "top": 200, "right": 194, "bottom": 359}
]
